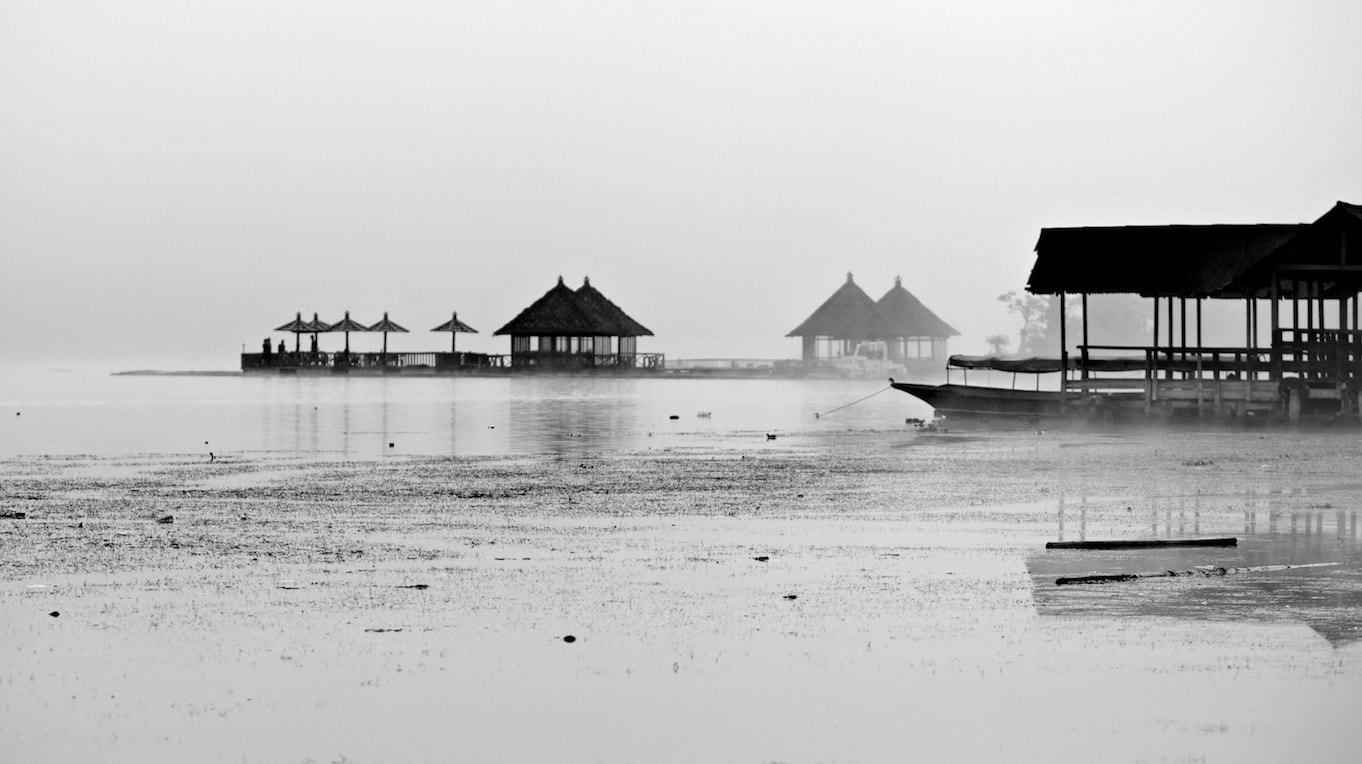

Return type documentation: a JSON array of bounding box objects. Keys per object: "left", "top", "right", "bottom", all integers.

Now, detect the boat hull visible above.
[{"left": 891, "top": 382, "right": 1066, "bottom": 419}]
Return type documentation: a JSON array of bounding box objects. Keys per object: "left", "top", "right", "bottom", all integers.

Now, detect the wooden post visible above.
[
  {"left": 1151, "top": 296, "right": 1160, "bottom": 407},
  {"left": 1081, "top": 293, "right": 1089, "bottom": 380},
  {"left": 1271, "top": 276, "right": 1281, "bottom": 385},
  {"left": 1152, "top": 296, "right": 1160, "bottom": 351},
  {"left": 1059, "top": 292, "right": 1068, "bottom": 403},
  {"left": 1252, "top": 298, "right": 1259, "bottom": 351},
  {"left": 1166, "top": 296, "right": 1175, "bottom": 379}
]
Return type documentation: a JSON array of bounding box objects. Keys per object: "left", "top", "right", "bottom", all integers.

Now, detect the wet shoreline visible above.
[{"left": 3, "top": 430, "right": 1361, "bottom": 762}]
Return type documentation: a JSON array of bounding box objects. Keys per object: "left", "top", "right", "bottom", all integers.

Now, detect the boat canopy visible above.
[{"left": 948, "top": 355, "right": 1148, "bottom": 373}]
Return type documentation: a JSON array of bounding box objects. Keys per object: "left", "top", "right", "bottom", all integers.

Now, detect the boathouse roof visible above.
[
  {"left": 876, "top": 276, "right": 958, "bottom": 339},
  {"left": 1219, "top": 202, "right": 1362, "bottom": 299},
  {"left": 786, "top": 273, "right": 895, "bottom": 339},
  {"left": 494, "top": 276, "right": 652, "bottom": 337},
  {"left": 1026, "top": 224, "right": 1307, "bottom": 298}
]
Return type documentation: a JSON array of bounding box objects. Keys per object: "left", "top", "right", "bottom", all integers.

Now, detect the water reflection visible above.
[
  {"left": 0, "top": 369, "right": 931, "bottom": 458},
  {"left": 1031, "top": 490, "right": 1362, "bottom": 646}
]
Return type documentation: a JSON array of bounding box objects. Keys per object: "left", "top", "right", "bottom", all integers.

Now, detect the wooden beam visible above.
[{"left": 1275, "top": 264, "right": 1362, "bottom": 273}]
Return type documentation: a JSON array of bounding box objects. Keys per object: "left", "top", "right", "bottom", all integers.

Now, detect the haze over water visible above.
[{"left": 0, "top": 369, "right": 933, "bottom": 459}]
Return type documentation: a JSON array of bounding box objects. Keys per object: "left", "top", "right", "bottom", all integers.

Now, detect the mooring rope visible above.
[{"left": 814, "top": 384, "right": 892, "bottom": 418}]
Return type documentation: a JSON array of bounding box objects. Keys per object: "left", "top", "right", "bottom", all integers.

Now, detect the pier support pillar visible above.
[{"left": 1287, "top": 387, "right": 1303, "bottom": 421}]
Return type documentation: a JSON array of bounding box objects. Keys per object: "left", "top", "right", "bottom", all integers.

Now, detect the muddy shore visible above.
[{"left": 3, "top": 428, "right": 1361, "bottom": 762}]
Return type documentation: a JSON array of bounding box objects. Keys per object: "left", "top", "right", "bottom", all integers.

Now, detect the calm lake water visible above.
[{"left": 0, "top": 369, "right": 933, "bottom": 458}]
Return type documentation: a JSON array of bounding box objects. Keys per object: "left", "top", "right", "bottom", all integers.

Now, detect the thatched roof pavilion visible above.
[
  {"left": 494, "top": 276, "right": 655, "bottom": 369},
  {"left": 576, "top": 276, "right": 653, "bottom": 337},
  {"left": 788, "top": 273, "right": 955, "bottom": 362},
  {"left": 876, "top": 276, "right": 959, "bottom": 361}
]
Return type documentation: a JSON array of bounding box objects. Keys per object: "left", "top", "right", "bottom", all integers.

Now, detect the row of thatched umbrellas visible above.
[{"left": 274, "top": 311, "right": 478, "bottom": 354}]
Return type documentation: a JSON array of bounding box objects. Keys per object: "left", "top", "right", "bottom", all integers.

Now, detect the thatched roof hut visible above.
[
  {"left": 877, "top": 276, "right": 958, "bottom": 339},
  {"left": 494, "top": 276, "right": 603, "bottom": 337},
  {"left": 788, "top": 273, "right": 956, "bottom": 362},
  {"left": 786, "top": 273, "right": 893, "bottom": 342},
  {"left": 494, "top": 277, "right": 653, "bottom": 369},
  {"left": 575, "top": 276, "right": 653, "bottom": 337}
]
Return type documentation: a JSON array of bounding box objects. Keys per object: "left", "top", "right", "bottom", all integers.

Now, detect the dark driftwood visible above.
[
  {"left": 1045, "top": 537, "right": 1237, "bottom": 550},
  {"left": 1056, "top": 561, "right": 1338, "bottom": 586}
]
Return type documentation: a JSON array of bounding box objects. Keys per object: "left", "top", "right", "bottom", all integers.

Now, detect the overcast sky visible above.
[{"left": 4, "top": 1, "right": 1361, "bottom": 369}]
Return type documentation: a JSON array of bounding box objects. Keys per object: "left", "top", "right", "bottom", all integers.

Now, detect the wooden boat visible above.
[
  {"left": 890, "top": 380, "right": 1065, "bottom": 418},
  {"left": 891, "top": 354, "right": 1147, "bottom": 420}
]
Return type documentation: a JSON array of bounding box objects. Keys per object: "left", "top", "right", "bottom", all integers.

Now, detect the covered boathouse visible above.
[
  {"left": 787, "top": 273, "right": 957, "bottom": 368},
  {"left": 493, "top": 276, "right": 662, "bottom": 370},
  {"left": 1024, "top": 200, "right": 1362, "bottom": 421}
]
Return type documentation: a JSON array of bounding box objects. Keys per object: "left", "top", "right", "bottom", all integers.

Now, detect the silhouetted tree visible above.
[{"left": 998, "top": 291, "right": 1050, "bottom": 355}]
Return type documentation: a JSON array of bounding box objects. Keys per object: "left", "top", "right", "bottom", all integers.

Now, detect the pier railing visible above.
[{"left": 507, "top": 351, "right": 665, "bottom": 369}]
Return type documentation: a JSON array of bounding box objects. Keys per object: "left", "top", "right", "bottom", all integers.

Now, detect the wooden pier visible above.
[{"left": 1028, "top": 202, "right": 1362, "bottom": 422}]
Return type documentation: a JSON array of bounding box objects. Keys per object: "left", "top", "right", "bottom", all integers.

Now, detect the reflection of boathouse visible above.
[
  {"left": 1026, "top": 201, "right": 1362, "bottom": 420},
  {"left": 786, "top": 273, "right": 957, "bottom": 364},
  {"left": 494, "top": 276, "right": 662, "bottom": 370}
]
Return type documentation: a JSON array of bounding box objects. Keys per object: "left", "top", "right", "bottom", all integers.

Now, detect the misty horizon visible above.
[{"left": 5, "top": 1, "right": 1361, "bottom": 371}]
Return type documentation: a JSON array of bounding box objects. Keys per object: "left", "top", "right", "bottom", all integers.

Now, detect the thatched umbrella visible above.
[
  {"left": 327, "top": 311, "right": 369, "bottom": 353},
  {"left": 304, "top": 312, "right": 328, "bottom": 353},
  {"left": 431, "top": 312, "right": 478, "bottom": 353},
  {"left": 367, "top": 312, "right": 408, "bottom": 355},
  {"left": 275, "top": 312, "right": 310, "bottom": 352}
]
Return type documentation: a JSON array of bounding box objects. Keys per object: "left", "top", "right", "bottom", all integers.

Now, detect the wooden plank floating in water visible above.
[
  {"left": 1056, "top": 561, "right": 1339, "bottom": 586},
  {"left": 1044, "top": 537, "right": 1237, "bottom": 550}
]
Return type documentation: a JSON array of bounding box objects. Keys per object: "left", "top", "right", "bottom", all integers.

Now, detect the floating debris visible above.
[
  {"left": 697, "top": 411, "right": 711, "bottom": 418},
  {"left": 156, "top": 515, "right": 174, "bottom": 524}
]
